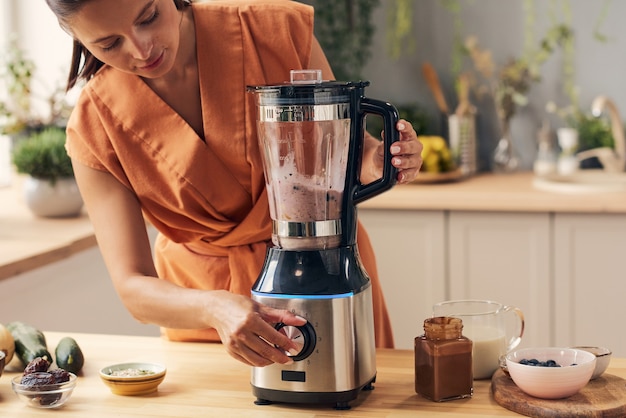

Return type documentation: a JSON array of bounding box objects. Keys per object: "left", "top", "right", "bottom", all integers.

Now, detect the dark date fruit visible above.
[
  {"left": 20, "top": 371, "right": 56, "bottom": 387},
  {"left": 20, "top": 372, "right": 63, "bottom": 406},
  {"left": 20, "top": 358, "right": 73, "bottom": 406},
  {"left": 23, "top": 357, "right": 51, "bottom": 375},
  {"left": 49, "top": 368, "right": 70, "bottom": 383}
]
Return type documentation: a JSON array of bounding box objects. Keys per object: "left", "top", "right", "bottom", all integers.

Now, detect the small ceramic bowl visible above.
[
  {"left": 505, "top": 347, "right": 596, "bottom": 399},
  {"left": 572, "top": 346, "right": 612, "bottom": 379},
  {"left": 99, "top": 362, "right": 166, "bottom": 396},
  {"left": 12, "top": 372, "right": 77, "bottom": 408}
]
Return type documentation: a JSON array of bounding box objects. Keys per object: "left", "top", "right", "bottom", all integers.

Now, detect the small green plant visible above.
[
  {"left": 545, "top": 103, "right": 615, "bottom": 151},
  {"left": 11, "top": 126, "right": 73, "bottom": 183},
  {"left": 573, "top": 113, "right": 614, "bottom": 151}
]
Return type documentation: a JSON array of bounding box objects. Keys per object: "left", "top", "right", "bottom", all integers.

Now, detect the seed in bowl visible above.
[{"left": 109, "top": 368, "right": 156, "bottom": 377}]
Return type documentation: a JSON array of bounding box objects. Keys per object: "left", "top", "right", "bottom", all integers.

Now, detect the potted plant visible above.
[
  {"left": 545, "top": 103, "right": 616, "bottom": 169},
  {"left": 11, "top": 126, "right": 83, "bottom": 217}
]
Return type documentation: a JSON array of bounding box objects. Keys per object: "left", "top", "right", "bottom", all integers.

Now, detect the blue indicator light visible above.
[{"left": 251, "top": 291, "right": 354, "bottom": 299}]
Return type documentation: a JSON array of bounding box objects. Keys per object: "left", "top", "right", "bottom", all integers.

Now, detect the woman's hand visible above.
[
  {"left": 211, "top": 291, "right": 307, "bottom": 367},
  {"left": 365, "top": 119, "right": 423, "bottom": 184},
  {"left": 386, "top": 119, "right": 423, "bottom": 184},
  {"left": 391, "top": 120, "right": 423, "bottom": 183}
]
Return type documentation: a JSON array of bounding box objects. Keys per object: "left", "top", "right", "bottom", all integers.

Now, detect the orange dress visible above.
[{"left": 65, "top": 0, "right": 394, "bottom": 348}]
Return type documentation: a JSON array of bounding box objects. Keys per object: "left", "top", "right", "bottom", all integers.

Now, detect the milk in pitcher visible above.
[{"left": 466, "top": 325, "right": 506, "bottom": 379}]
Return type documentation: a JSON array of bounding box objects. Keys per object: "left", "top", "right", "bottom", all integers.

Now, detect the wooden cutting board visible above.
[{"left": 491, "top": 369, "right": 626, "bottom": 417}]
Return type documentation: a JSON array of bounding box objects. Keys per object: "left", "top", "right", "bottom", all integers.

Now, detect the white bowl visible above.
[
  {"left": 572, "top": 346, "right": 612, "bottom": 379},
  {"left": 505, "top": 347, "right": 596, "bottom": 399}
]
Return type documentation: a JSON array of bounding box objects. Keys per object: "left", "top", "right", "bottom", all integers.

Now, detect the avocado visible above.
[{"left": 55, "top": 336, "right": 84, "bottom": 374}]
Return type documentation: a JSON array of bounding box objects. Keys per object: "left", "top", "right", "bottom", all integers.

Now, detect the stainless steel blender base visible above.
[
  {"left": 251, "top": 283, "right": 376, "bottom": 409},
  {"left": 252, "top": 375, "right": 376, "bottom": 410}
]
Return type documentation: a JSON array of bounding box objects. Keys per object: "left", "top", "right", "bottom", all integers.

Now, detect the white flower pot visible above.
[{"left": 23, "top": 176, "right": 84, "bottom": 218}]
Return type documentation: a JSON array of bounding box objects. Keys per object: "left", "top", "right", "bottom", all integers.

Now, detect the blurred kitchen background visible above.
[
  {"left": 2, "top": 0, "right": 624, "bottom": 174},
  {"left": 304, "top": 0, "right": 624, "bottom": 173}
]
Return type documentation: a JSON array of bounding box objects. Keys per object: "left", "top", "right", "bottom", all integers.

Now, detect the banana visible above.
[{"left": 419, "top": 136, "right": 456, "bottom": 173}]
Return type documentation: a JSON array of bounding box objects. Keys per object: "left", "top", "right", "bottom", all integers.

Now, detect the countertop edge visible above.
[
  {"left": 359, "top": 172, "right": 626, "bottom": 214},
  {"left": 0, "top": 233, "right": 97, "bottom": 281}
]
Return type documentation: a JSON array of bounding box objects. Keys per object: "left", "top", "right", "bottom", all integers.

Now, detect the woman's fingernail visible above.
[
  {"left": 288, "top": 348, "right": 300, "bottom": 356},
  {"left": 391, "top": 145, "right": 401, "bottom": 154},
  {"left": 398, "top": 122, "right": 406, "bottom": 130},
  {"left": 295, "top": 315, "right": 307, "bottom": 322}
]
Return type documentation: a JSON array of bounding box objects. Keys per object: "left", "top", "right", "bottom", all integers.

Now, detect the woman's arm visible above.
[
  {"left": 72, "top": 161, "right": 304, "bottom": 366},
  {"left": 309, "top": 37, "right": 422, "bottom": 184}
]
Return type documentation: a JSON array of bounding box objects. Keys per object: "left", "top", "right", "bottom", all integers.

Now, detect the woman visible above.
[{"left": 44, "top": 0, "right": 423, "bottom": 367}]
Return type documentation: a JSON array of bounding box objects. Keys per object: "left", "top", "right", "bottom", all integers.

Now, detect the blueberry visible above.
[{"left": 519, "top": 358, "right": 562, "bottom": 367}]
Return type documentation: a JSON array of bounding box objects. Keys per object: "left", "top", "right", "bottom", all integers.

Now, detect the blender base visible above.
[{"left": 252, "top": 375, "right": 376, "bottom": 410}]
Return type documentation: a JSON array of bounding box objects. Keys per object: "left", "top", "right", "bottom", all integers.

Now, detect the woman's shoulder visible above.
[
  {"left": 191, "top": 0, "right": 314, "bottom": 39},
  {"left": 192, "top": 0, "right": 313, "bottom": 18},
  {"left": 76, "top": 66, "right": 141, "bottom": 106}
]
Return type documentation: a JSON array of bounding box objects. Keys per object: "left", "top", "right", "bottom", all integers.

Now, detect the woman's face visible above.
[{"left": 67, "top": 0, "right": 182, "bottom": 78}]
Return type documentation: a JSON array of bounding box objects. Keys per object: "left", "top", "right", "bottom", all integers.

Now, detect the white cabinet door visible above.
[
  {"left": 448, "top": 211, "right": 551, "bottom": 349},
  {"left": 554, "top": 213, "right": 626, "bottom": 357},
  {"left": 358, "top": 209, "right": 446, "bottom": 349}
]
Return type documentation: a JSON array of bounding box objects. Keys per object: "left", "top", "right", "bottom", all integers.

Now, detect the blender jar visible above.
[{"left": 249, "top": 70, "right": 353, "bottom": 250}]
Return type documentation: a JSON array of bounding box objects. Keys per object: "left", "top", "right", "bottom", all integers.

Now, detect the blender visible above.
[{"left": 248, "top": 70, "right": 399, "bottom": 409}]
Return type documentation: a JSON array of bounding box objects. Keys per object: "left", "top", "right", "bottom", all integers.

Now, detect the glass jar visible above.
[{"left": 415, "top": 316, "right": 473, "bottom": 401}]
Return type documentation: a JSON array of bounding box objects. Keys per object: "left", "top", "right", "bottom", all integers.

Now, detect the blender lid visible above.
[{"left": 247, "top": 69, "right": 370, "bottom": 106}]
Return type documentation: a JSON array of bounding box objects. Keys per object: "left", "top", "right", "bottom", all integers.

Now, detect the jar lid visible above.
[
  {"left": 425, "top": 316, "right": 463, "bottom": 328},
  {"left": 423, "top": 316, "right": 464, "bottom": 339}
]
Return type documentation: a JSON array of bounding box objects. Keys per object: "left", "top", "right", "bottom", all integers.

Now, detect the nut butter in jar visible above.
[{"left": 415, "top": 316, "right": 473, "bottom": 402}]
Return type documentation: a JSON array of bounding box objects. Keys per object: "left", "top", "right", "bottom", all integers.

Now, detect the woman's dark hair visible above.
[{"left": 45, "top": 0, "right": 191, "bottom": 90}]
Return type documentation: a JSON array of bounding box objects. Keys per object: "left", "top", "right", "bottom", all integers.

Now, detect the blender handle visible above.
[{"left": 353, "top": 98, "right": 400, "bottom": 204}]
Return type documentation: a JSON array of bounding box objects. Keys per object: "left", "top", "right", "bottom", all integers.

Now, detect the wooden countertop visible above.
[
  {"left": 3, "top": 171, "right": 626, "bottom": 281},
  {"left": 360, "top": 171, "right": 626, "bottom": 213},
  {"left": 3, "top": 332, "right": 623, "bottom": 416},
  {"left": 0, "top": 181, "right": 95, "bottom": 281}
]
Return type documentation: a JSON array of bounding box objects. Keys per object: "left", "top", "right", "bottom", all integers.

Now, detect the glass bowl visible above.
[{"left": 12, "top": 372, "right": 77, "bottom": 408}]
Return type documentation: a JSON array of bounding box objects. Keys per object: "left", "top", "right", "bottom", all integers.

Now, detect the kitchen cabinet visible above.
[
  {"left": 553, "top": 213, "right": 626, "bottom": 354},
  {"left": 357, "top": 209, "right": 446, "bottom": 349},
  {"left": 360, "top": 207, "right": 625, "bottom": 356},
  {"left": 448, "top": 211, "right": 551, "bottom": 351}
]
